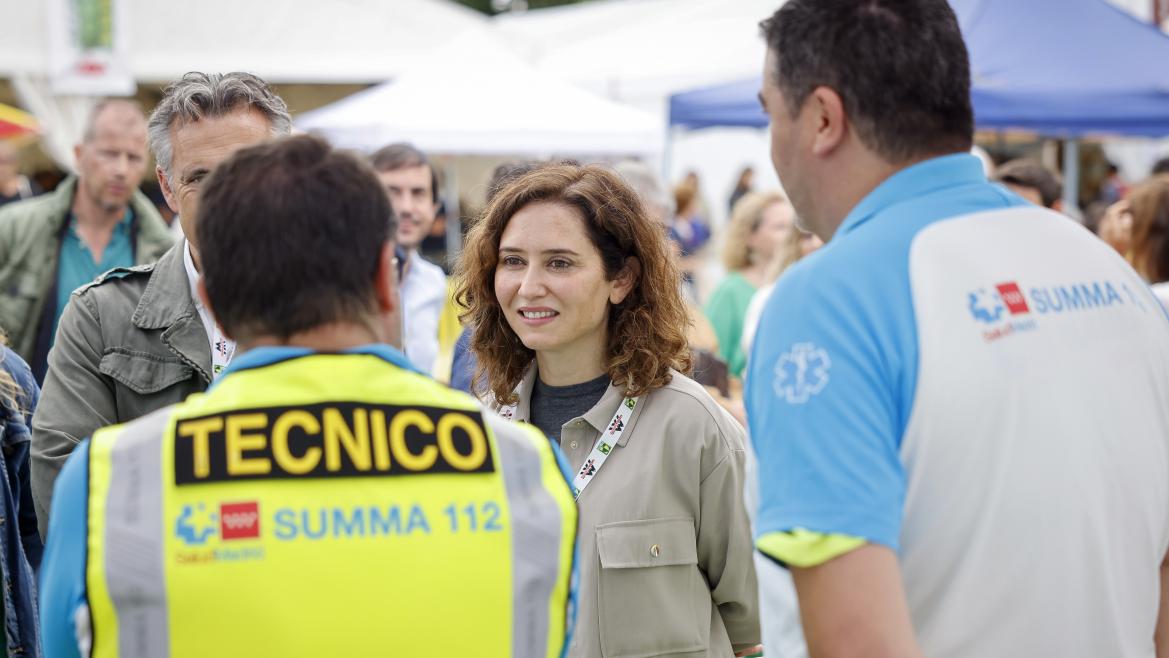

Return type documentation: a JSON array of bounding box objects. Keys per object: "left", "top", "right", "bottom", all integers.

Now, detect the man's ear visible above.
[
  {"left": 609, "top": 257, "right": 641, "bottom": 305},
  {"left": 808, "top": 86, "right": 849, "bottom": 158},
  {"left": 373, "top": 242, "right": 399, "bottom": 315},
  {"left": 157, "top": 166, "right": 180, "bottom": 214}
]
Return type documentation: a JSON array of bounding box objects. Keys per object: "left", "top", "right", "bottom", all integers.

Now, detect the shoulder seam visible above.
[{"left": 655, "top": 381, "right": 740, "bottom": 453}]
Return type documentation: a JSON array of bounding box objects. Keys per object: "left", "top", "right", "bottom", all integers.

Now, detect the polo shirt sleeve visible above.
[
  {"left": 39, "top": 441, "right": 89, "bottom": 658},
  {"left": 746, "top": 258, "right": 910, "bottom": 563}
]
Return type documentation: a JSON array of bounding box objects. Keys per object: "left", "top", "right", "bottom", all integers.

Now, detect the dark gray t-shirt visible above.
[{"left": 529, "top": 373, "right": 610, "bottom": 443}]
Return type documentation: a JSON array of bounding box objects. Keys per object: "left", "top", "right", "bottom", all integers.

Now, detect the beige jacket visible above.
[{"left": 505, "top": 367, "right": 760, "bottom": 658}]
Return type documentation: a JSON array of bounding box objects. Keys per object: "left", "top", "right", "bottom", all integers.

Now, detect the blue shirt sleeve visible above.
[
  {"left": 39, "top": 441, "right": 89, "bottom": 658},
  {"left": 450, "top": 328, "right": 476, "bottom": 394},
  {"left": 746, "top": 254, "right": 912, "bottom": 552}
]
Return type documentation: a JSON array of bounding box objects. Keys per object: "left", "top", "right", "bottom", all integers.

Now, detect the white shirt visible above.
[
  {"left": 400, "top": 250, "right": 446, "bottom": 373},
  {"left": 183, "top": 241, "right": 236, "bottom": 378}
]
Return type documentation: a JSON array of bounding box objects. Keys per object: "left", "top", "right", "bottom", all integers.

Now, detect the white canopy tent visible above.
[
  {"left": 495, "top": 0, "right": 785, "bottom": 233},
  {"left": 295, "top": 32, "right": 662, "bottom": 158},
  {"left": 0, "top": 0, "right": 492, "bottom": 170},
  {"left": 0, "top": 0, "right": 491, "bottom": 84},
  {"left": 495, "top": 0, "right": 780, "bottom": 107}
]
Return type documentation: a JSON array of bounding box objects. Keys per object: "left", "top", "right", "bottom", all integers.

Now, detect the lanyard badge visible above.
[{"left": 500, "top": 395, "right": 639, "bottom": 500}]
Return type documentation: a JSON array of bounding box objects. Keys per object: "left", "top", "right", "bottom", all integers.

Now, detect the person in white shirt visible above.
[{"left": 371, "top": 143, "right": 446, "bottom": 373}]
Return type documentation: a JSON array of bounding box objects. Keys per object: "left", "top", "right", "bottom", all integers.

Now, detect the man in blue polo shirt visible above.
[{"left": 747, "top": 1, "right": 1169, "bottom": 657}]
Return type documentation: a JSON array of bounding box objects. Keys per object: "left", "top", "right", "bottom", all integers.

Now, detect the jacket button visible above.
[
  {"left": 650, "top": 544, "right": 660, "bottom": 558},
  {"left": 570, "top": 441, "right": 579, "bottom": 450}
]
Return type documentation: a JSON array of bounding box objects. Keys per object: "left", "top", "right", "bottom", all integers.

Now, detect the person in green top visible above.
[{"left": 704, "top": 191, "right": 796, "bottom": 376}]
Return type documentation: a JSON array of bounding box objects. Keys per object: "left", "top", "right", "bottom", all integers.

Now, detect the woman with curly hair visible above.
[{"left": 457, "top": 164, "right": 760, "bottom": 658}]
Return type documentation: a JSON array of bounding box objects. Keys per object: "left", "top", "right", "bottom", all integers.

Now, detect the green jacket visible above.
[
  {"left": 30, "top": 243, "right": 212, "bottom": 536},
  {"left": 0, "top": 176, "right": 173, "bottom": 363}
]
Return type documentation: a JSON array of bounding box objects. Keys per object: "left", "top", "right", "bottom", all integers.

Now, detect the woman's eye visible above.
[
  {"left": 501, "top": 256, "right": 524, "bottom": 267},
  {"left": 548, "top": 259, "right": 571, "bottom": 270}
]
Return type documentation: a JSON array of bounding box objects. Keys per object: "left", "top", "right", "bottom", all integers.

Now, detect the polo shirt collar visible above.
[
  {"left": 836, "top": 153, "right": 986, "bottom": 238},
  {"left": 213, "top": 343, "right": 419, "bottom": 388},
  {"left": 582, "top": 381, "right": 627, "bottom": 436},
  {"left": 67, "top": 207, "right": 133, "bottom": 239}
]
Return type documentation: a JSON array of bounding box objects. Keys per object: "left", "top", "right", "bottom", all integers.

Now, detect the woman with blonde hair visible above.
[
  {"left": 457, "top": 164, "right": 760, "bottom": 658},
  {"left": 740, "top": 224, "right": 822, "bottom": 359},
  {"left": 704, "top": 191, "right": 796, "bottom": 376}
]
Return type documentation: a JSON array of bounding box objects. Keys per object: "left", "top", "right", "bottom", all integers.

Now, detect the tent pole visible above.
[
  {"left": 1062, "top": 139, "right": 1081, "bottom": 220},
  {"left": 443, "top": 160, "right": 461, "bottom": 267},
  {"left": 662, "top": 125, "right": 675, "bottom": 188}
]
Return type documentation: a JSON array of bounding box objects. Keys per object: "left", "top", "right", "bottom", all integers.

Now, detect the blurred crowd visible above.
[{"left": 1, "top": 1, "right": 1169, "bottom": 657}]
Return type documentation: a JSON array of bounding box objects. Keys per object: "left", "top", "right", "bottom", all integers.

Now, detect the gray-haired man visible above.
[{"left": 31, "top": 72, "right": 292, "bottom": 534}]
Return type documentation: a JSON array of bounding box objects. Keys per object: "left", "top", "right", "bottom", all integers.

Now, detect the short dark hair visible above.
[
  {"left": 1152, "top": 156, "right": 1169, "bottom": 176},
  {"left": 370, "top": 142, "right": 439, "bottom": 203},
  {"left": 760, "top": 0, "right": 974, "bottom": 163},
  {"left": 196, "top": 135, "right": 396, "bottom": 342},
  {"left": 995, "top": 158, "right": 1063, "bottom": 208}
]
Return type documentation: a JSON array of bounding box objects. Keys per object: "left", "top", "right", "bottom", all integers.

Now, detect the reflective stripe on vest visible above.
[{"left": 86, "top": 352, "right": 576, "bottom": 658}]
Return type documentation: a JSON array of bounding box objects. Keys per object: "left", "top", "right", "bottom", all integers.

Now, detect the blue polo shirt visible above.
[
  {"left": 746, "top": 153, "right": 1169, "bottom": 657},
  {"left": 53, "top": 210, "right": 134, "bottom": 343}
]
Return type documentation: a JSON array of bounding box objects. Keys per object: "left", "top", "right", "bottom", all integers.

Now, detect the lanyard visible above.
[
  {"left": 211, "top": 329, "right": 236, "bottom": 379},
  {"left": 500, "top": 395, "right": 640, "bottom": 500}
]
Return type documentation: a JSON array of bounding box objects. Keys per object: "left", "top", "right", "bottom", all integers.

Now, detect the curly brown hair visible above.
[{"left": 456, "top": 164, "right": 692, "bottom": 404}]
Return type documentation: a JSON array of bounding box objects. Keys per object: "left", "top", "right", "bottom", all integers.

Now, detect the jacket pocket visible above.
[
  {"left": 0, "top": 272, "right": 45, "bottom": 348},
  {"left": 99, "top": 350, "right": 194, "bottom": 395},
  {"left": 596, "top": 517, "right": 711, "bottom": 657}
]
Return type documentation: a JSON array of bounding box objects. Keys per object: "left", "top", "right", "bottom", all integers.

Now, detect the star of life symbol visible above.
[
  {"left": 773, "top": 342, "right": 831, "bottom": 404},
  {"left": 967, "top": 288, "right": 1005, "bottom": 324}
]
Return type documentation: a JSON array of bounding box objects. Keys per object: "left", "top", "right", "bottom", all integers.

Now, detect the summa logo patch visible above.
[
  {"left": 176, "top": 501, "right": 262, "bottom": 545},
  {"left": 220, "top": 502, "right": 260, "bottom": 540},
  {"left": 966, "top": 279, "right": 1136, "bottom": 343}
]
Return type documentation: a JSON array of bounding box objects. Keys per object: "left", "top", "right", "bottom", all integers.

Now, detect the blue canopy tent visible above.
[
  {"left": 667, "top": 0, "right": 1169, "bottom": 208},
  {"left": 670, "top": 0, "right": 1169, "bottom": 135}
]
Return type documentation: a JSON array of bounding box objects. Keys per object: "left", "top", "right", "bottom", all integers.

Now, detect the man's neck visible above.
[
  {"left": 812, "top": 152, "right": 924, "bottom": 242},
  {"left": 239, "top": 322, "right": 385, "bottom": 354},
  {"left": 535, "top": 336, "right": 608, "bottom": 387},
  {"left": 71, "top": 189, "right": 126, "bottom": 230}
]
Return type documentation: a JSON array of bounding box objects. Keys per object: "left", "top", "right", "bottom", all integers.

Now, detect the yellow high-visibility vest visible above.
[{"left": 84, "top": 349, "right": 577, "bottom": 658}]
